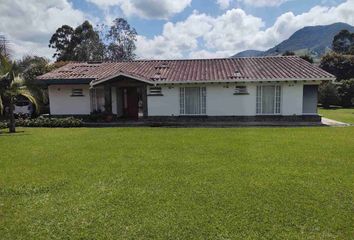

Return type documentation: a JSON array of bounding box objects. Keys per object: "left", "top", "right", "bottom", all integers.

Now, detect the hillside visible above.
[{"left": 233, "top": 22, "right": 354, "bottom": 58}]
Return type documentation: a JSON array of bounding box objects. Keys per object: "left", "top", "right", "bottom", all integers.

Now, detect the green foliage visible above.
[
  {"left": 48, "top": 25, "right": 75, "bottom": 61},
  {"left": 318, "top": 81, "right": 339, "bottom": 108},
  {"left": 15, "top": 56, "right": 53, "bottom": 107},
  {"left": 282, "top": 51, "right": 295, "bottom": 56},
  {"left": 104, "top": 18, "right": 137, "bottom": 61},
  {"left": 332, "top": 29, "right": 354, "bottom": 54},
  {"left": 0, "top": 120, "right": 6, "bottom": 129},
  {"left": 300, "top": 54, "right": 314, "bottom": 63},
  {"left": 320, "top": 52, "right": 354, "bottom": 80},
  {"left": 337, "top": 79, "right": 354, "bottom": 107},
  {"left": 71, "top": 21, "right": 105, "bottom": 62},
  {"left": 0, "top": 127, "right": 353, "bottom": 239},
  {"left": 49, "top": 21, "right": 104, "bottom": 62},
  {"left": 0, "top": 54, "right": 40, "bottom": 132},
  {"left": 49, "top": 19, "right": 137, "bottom": 62},
  {"left": 13, "top": 116, "right": 82, "bottom": 128}
]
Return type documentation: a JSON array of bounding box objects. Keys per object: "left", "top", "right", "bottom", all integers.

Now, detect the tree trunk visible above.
[{"left": 8, "top": 99, "right": 16, "bottom": 133}]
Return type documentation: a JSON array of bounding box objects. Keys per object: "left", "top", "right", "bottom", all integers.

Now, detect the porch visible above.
[{"left": 90, "top": 75, "right": 150, "bottom": 119}]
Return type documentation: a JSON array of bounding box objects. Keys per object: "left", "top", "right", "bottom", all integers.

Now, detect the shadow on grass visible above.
[{"left": 0, "top": 130, "right": 31, "bottom": 137}]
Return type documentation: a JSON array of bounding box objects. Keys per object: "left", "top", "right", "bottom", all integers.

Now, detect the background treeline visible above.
[
  {"left": 1, "top": 17, "right": 137, "bottom": 112},
  {"left": 318, "top": 30, "right": 354, "bottom": 108},
  {"left": 49, "top": 18, "right": 137, "bottom": 62},
  {"left": 1, "top": 18, "right": 137, "bottom": 132}
]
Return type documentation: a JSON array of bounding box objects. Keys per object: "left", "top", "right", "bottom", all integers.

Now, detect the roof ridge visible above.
[{"left": 77, "top": 56, "right": 303, "bottom": 64}]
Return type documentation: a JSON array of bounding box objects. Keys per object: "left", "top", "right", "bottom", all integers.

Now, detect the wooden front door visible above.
[{"left": 123, "top": 87, "right": 139, "bottom": 119}]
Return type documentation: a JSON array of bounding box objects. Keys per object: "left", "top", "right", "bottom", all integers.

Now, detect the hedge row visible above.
[
  {"left": 0, "top": 121, "right": 7, "bottom": 129},
  {"left": 0, "top": 117, "right": 83, "bottom": 128}
]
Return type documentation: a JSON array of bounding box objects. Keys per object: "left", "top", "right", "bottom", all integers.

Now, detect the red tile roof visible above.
[{"left": 37, "top": 56, "right": 335, "bottom": 84}]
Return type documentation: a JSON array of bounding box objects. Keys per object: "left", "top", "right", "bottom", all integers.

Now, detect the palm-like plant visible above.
[{"left": 0, "top": 55, "right": 38, "bottom": 133}]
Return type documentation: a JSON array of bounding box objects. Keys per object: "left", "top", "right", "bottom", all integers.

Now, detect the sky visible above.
[{"left": 0, "top": 0, "right": 353, "bottom": 60}]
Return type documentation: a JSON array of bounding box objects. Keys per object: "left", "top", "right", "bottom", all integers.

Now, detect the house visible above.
[{"left": 37, "top": 56, "right": 335, "bottom": 122}]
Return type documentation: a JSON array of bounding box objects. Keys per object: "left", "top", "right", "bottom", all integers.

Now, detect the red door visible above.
[{"left": 123, "top": 88, "right": 139, "bottom": 119}]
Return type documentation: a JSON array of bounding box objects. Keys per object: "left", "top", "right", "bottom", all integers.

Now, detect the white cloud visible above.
[
  {"left": 136, "top": 8, "right": 265, "bottom": 59},
  {"left": 137, "top": 0, "right": 354, "bottom": 59},
  {"left": 87, "top": 0, "right": 192, "bottom": 19},
  {"left": 136, "top": 11, "right": 214, "bottom": 59},
  {"left": 2, "top": 0, "right": 354, "bottom": 60},
  {"left": 0, "top": 0, "right": 85, "bottom": 59},
  {"left": 242, "top": 0, "right": 289, "bottom": 7},
  {"left": 217, "top": 0, "right": 232, "bottom": 9},
  {"left": 216, "top": 0, "right": 289, "bottom": 9}
]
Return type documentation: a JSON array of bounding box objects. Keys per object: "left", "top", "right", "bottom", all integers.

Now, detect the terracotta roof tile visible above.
[{"left": 37, "top": 56, "right": 335, "bottom": 84}]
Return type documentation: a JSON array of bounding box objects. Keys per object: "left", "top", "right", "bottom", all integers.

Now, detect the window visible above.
[
  {"left": 180, "top": 87, "right": 206, "bottom": 115},
  {"left": 256, "top": 85, "right": 281, "bottom": 115},
  {"left": 71, "top": 88, "right": 84, "bottom": 97},
  {"left": 234, "top": 86, "right": 248, "bottom": 95},
  {"left": 148, "top": 86, "right": 163, "bottom": 96}
]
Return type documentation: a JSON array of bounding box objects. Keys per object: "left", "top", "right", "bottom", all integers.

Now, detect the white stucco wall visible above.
[
  {"left": 281, "top": 83, "right": 304, "bottom": 115},
  {"left": 148, "top": 82, "right": 308, "bottom": 116},
  {"left": 148, "top": 87, "right": 180, "bottom": 116},
  {"left": 48, "top": 82, "right": 311, "bottom": 116},
  {"left": 48, "top": 85, "right": 91, "bottom": 115}
]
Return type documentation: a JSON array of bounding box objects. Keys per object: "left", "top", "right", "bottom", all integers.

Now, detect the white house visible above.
[{"left": 38, "top": 56, "right": 335, "bottom": 122}]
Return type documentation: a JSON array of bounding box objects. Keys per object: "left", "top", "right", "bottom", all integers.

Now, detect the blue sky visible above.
[
  {"left": 0, "top": 0, "right": 352, "bottom": 59},
  {"left": 71, "top": 0, "right": 345, "bottom": 37}
]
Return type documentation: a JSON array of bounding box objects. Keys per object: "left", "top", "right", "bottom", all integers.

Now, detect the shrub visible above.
[
  {"left": 0, "top": 121, "right": 7, "bottom": 130},
  {"left": 337, "top": 79, "right": 354, "bottom": 107},
  {"left": 319, "top": 82, "right": 339, "bottom": 108},
  {"left": 320, "top": 53, "right": 354, "bottom": 80},
  {"left": 15, "top": 116, "right": 83, "bottom": 128}
]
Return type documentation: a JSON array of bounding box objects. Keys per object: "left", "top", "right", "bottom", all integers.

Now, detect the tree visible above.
[
  {"left": 0, "top": 55, "right": 38, "bottom": 133},
  {"left": 332, "top": 29, "right": 354, "bottom": 55},
  {"left": 49, "top": 25, "right": 74, "bottom": 61},
  {"left": 337, "top": 79, "right": 354, "bottom": 107},
  {"left": 103, "top": 18, "right": 137, "bottom": 61},
  {"left": 49, "top": 21, "right": 104, "bottom": 62},
  {"left": 15, "top": 56, "right": 54, "bottom": 109},
  {"left": 71, "top": 21, "right": 104, "bottom": 61},
  {"left": 300, "top": 55, "right": 314, "bottom": 63},
  {"left": 320, "top": 53, "right": 354, "bottom": 80},
  {"left": 282, "top": 51, "right": 295, "bottom": 56},
  {"left": 318, "top": 82, "right": 339, "bottom": 108},
  {"left": 0, "top": 35, "right": 10, "bottom": 58}
]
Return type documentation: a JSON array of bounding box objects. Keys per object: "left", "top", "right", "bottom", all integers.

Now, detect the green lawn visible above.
[
  {"left": 1, "top": 127, "right": 353, "bottom": 239},
  {"left": 319, "top": 107, "right": 354, "bottom": 124}
]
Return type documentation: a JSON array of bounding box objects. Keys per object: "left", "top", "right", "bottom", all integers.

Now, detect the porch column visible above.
[
  {"left": 104, "top": 85, "right": 112, "bottom": 113},
  {"left": 89, "top": 88, "right": 97, "bottom": 113},
  {"left": 142, "top": 85, "right": 148, "bottom": 117}
]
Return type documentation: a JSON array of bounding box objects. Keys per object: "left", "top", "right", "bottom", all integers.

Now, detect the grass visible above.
[
  {"left": 0, "top": 127, "right": 353, "bottom": 239},
  {"left": 319, "top": 107, "right": 354, "bottom": 124}
]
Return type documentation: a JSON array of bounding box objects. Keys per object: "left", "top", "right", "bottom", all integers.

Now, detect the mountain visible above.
[
  {"left": 233, "top": 50, "right": 263, "bottom": 57},
  {"left": 233, "top": 22, "right": 354, "bottom": 58}
]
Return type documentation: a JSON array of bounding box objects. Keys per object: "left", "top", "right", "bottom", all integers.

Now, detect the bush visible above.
[
  {"left": 320, "top": 53, "right": 354, "bottom": 80},
  {"left": 15, "top": 116, "right": 83, "bottom": 128},
  {"left": 337, "top": 79, "right": 354, "bottom": 107},
  {"left": 319, "top": 82, "right": 339, "bottom": 108},
  {"left": 0, "top": 121, "right": 7, "bottom": 130}
]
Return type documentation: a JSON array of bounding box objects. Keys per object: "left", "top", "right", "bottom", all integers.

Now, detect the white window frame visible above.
[
  {"left": 256, "top": 85, "right": 282, "bottom": 115},
  {"left": 180, "top": 87, "right": 206, "bottom": 115}
]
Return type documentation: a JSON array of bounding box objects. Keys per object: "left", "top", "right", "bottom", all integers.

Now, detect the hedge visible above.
[
  {"left": 0, "top": 121, "right": 7, "bottom": 129},
  {"left": 0, "top": 117, "right": 83, "bottom": 128}
]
